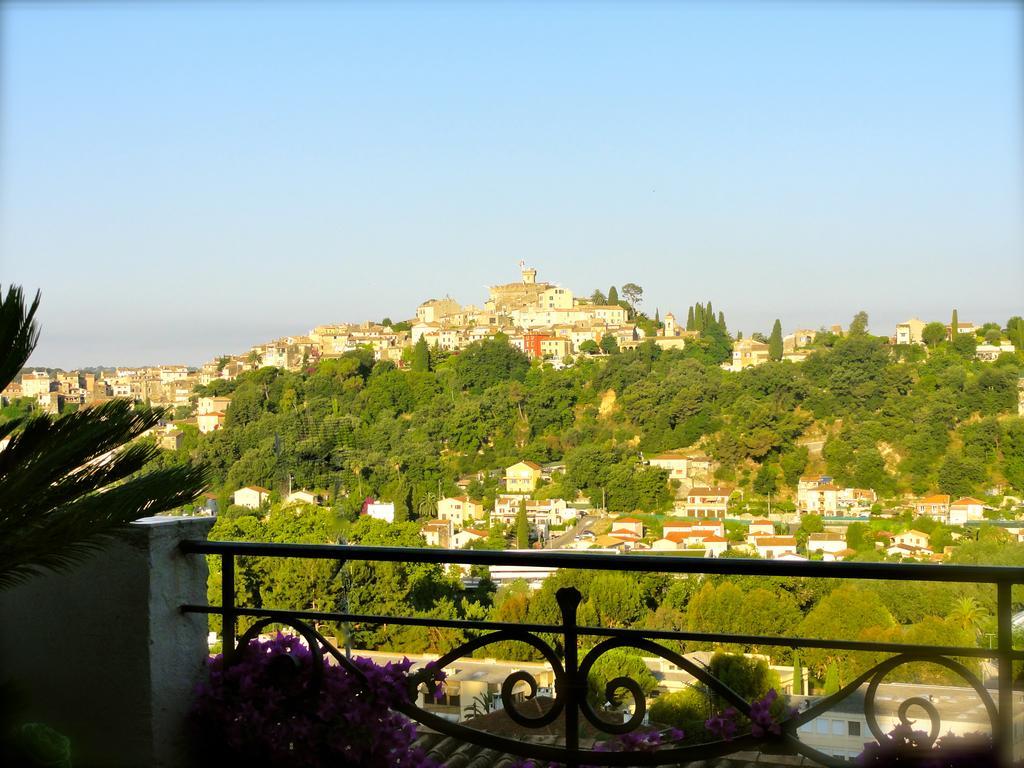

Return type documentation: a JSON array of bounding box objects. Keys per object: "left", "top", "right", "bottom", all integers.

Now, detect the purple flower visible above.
[{"left": 192, "top": 632, "right": 443, "bottom": 768}]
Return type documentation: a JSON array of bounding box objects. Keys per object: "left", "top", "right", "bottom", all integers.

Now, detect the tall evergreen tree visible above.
[
  {"left": 411, "top": 337, "right": 430, "bottom": 372},
  {"left": 823, "top": 663, "right": 840, "bottom": 695},
  {"left": 792, "top": 652, "right": 804, "bottom": 695},
  {"left": 516, "top": 498, "right": 530, "bottom": 549},
  {"left": 951, "top": 308, "right": 959, "bottom": 340},
  {"left": 768, "top": 319, "right": 783, "bottom": 361},
  {"left": 717, "top": 311, "right": 726, "bottom": 332},
  {"left": 654, "top": 308, "right": 660, "bottom": 324},
  {"left": 706, "top": 301, "right": 714, "bottom": 323},
  {"left": 686, "top": 306, "right": 695, "bottom": 331},
  {"left": 607, "top": 286, "right": 618, "bottom": 305}
]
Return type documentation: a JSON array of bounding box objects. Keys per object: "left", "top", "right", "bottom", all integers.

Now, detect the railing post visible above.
[
  {"left": 996, "top": 581, "right": 1013, "bottom": 767},
  {"left": 222, "top": 552, "right": 237, "bottom": 666},
  {"left": 557, "top": 587, "right": 583, "bottom": 768}
]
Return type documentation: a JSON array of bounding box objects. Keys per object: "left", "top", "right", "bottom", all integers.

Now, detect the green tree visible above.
[
  {"left": 587, "top": 648, "right": 657, "bottom": 707},
  {"left": 951, "top": 332, "right": 977, "bottom": 358},
  {"left": 849, "top": 311, "right": 869, "bottom": 336},
  {"left": 792, "top": 652, "right": 805, "bottom": 695},
  {"left": 621, "top": 283, "right": 643, "bottom": 309},
  {"left": 607, "top": 286, "right": 619, "bottom": 305},
  {"left": 590, "top": 289, "right": 607, "bottom": 305},
  {"left": 951, "top": 308, "right": 959, "bottom": 337},
  {"left": 823, "top": 663, "right": 840, "bottom": 695},
  {"left": 0, "top": 287, "right": 208, "bottom": 588},
  {"left": 686, "top": 306, "right": 695, "bottom": 331},
  {"left": 798, "top": 585, "right": 895, "bottom": 681},
  {"left": 753, "top": 463, "right": 780, "bottom": 497},
  {"left": 599, "top": 334, "right": 620, "bottom": 355},
  {"left": 768, "top": 319, "right": 783, "bottom": 361},
  {"left": 579, "top": 339, "right": 599, "bottom": 355},
  {"left": 516, "top": 498, "right": 530, "bottom": 549},
  {"left": 411, "top": 337, "right": 430, "bottom": 372},
  {"left": 922, "top": 322, "right": 947, "bottom": 347}
]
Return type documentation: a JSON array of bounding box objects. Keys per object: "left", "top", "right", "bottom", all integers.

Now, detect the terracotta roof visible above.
[
  {"left": 593, "top": 534, "right": 629, "bottom": 548},
  {"left": 702, "top": 535, "right": 728, "bottom": 543},
  {"left": 951, "top": 497, "right": 984, "bottom": 507},
  {"left": 463, "top": 528, "right": 486, "bottom": 537},
  {"left": 756, "top": 536, "right": 797, "bottom": 547},
  {"left": 242, "top": 485, "right": 271, "bottom": 494},
  {"left": 614, "top": 517, "right": 643, "bottom": 523},
  {"left": 688, "top": 487, "right": 732, "bottom": 497},
  {"left": 751, "top": 519, "right": 772, "bottom": 525},
  {"left": 918, "top": 494, "right": 951, "bottom": 504}
]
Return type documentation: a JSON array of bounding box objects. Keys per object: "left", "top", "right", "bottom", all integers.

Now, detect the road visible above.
[{"left": 547, "top": 514, "right": 600, "bottom": 549}]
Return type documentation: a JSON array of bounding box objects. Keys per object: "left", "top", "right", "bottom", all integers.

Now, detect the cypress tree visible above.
[
  {"left": 792, "top": 652, "right": 804, "bottom": 695},
  {"left": 768, "top": 319, "right": 783, "bottom": 361},
  {"left": 823, "top": 664, "right": 840, "bottom": 695},
  {"left": 717, "top": 311, "right": 726, "bottom": 332},
  {"left": 516, "top": 498, "right": 530, "bottom": 549},
  {"left": 411, "top": 337, "right": 430, "bottom": 372},
  {"left": 695, "top": 304, "right": 705, "bottom": 331},
  {"left": 686, "top": 306, "right": 695, "bottom": 331},
  {"left": 706, "top": 301, "right": 714, "bottom": 323},
  {"left": 608, "top": 286, "right": 619, "bottom": 305},
  {"left": 951, "top": 308, "right": 959, "bottom": 340},
  {"left": 654, "top": 308, "right": 660, "bottom": 324}
]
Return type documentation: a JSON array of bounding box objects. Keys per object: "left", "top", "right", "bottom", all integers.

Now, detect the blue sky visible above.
[{"left": 1, "top": 1, "right": 1021, "bottom": 367}]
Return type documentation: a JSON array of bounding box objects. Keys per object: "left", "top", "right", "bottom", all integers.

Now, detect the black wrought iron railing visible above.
[{"left": 180, "top": 542, "right": 1024, "bottom": 766}]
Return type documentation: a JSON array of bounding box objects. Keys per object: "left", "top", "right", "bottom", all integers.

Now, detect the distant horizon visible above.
[{"left": 3, "top": 2, "right": 1022, "bottom": 367}]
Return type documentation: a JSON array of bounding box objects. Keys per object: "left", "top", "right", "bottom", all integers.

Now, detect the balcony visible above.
[{"left": 1, "top": 517, "right": 1022, "bottom": 766}]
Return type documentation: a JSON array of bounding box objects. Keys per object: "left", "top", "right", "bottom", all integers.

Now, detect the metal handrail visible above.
[{"left": 181, "top": 540, "right": 1023, "bottom": 767}]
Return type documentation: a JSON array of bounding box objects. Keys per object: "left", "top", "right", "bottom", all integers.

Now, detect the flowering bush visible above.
[
  {"left": 705, "top": 688, "right": 796, "bottom": 742},
  {"left": 856, "top": 724, "right": 997, "bottom": 767},
  {"left": 192, "top": 632, "right": 443, "bottom": 768}
]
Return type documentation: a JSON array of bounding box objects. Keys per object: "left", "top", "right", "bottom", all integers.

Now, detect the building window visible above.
[
  {"left": 815, "top": 719, "right": 829, "bottom": 734},
  {"left": 831, "top": 719, "right": 845, "bottom": 736},
  {"left": 848, "top": 721, "right": 861, "bottom": 737}
]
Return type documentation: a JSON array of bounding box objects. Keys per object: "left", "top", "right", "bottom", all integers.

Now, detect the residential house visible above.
[
  {"left": 647, "top": 450, "right": 714, "bottom": 487},
  {"left": 915, "top": 494, "right": 951, "bottom": 520},
  {"left": 422, "top": 519, "right": 453, "bottom": 548},
  {"left": 285, "top": 490, "right": 324, "bottom": 506},
  {"left": 663, "top": 520, "right": 726, "bottom": 539},
  {"left": 437, "top": 497, "right": 485, "bottom": 528},
  {"left": 754, "top": 536, "right": 799, "bottom": 559},
  {"left": 798, "top": 483, "right": 840, "bottom": 515},
  {"left": 948, "top": 498, "right": 985, "bottom": 525},
  {"left": 233, "top": 486, "right": 271, "bottom": 509},
  {"left": 20, "top": 371, "right": 55, "bottom": 398},
  {"left": 683, "top": 487, "right": 731, "bottom": 518},
  {"left": 895, "top": 318, "right": 926, "bottom": 346},
  {"left": 157, "top": 430, "right": 184, "bottom": 451},
  {"left": 452, "top": 528, "right": 486, "bottom": 549},
  {"left": 728, "top": 339, "right": 770, "bottom": 371},
  {"left": 946, "top": 322, "right": 976, "bottom": 340},
  {"left": 837, "top": 488, "right": 877, "bottom": 511},
  {"left": 590, "top": 534, "right": 631, "bottom": 552},
  {"left": 886, "top": 530, "right": 933, "bottom": 559},
  {"left": 505, "top": 461, "right": 542, "bottom": 493},
  {"left": 748, "top": 519, "right": 775, "bottom": 537},
  {"left": 364, "top": 500, "right": 396, "bottom": 524},
  {"left": 610, "top": 517, "right": 644, "bottom": 540},
  {"left": 976, "top": 342, "right": 1015, "bottom": 361},
  {"left": 198, "top": 396, "right": 232, "bottom": 415},
  {"left": 197, "top": 411, "right": 226, "bottom": 434},
  {"left": 806, "top": 533, "right": 848, "bottom": 556},
  {"left": 491, "top": 496, "right": 574, "bottom": 538}
]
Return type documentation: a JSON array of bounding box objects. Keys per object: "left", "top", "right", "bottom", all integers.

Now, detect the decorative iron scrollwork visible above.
[{"left": 218, "top": 590, "right": 1005, "bottom": 766}]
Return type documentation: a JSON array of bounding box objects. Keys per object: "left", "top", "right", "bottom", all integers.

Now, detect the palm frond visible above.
[
  {"left": 0, "top": 285, "right": 210, "bottom": 589},
  {"left": 0, "top": 285, "right": 41, "bottom": 391}
]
